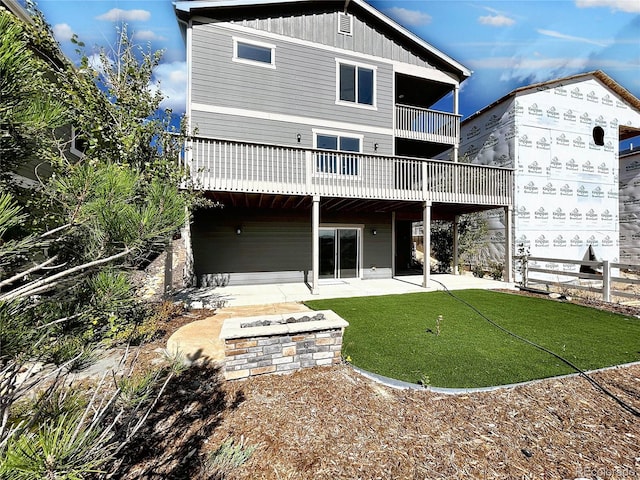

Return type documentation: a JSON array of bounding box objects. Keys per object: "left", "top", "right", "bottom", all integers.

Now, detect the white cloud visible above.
[
  {"left": 152, "top": 61, "right": 187, "bottom": 112},
  {"left": 96, "top": 8, "right": 151, "bottom": 22},
  {"left": 52, "top": 23, "right": 74, "bottom": 41},
  {"left": 537, "top": 29, "right": 611, "bottom": 47},
  {"left": 133, "top": 30, "right": 166, "bottom": 42},
  {"left": 575, "top": 0, "right": 640, "bottom": 13},
  {"left": 478, "top": 15, "right": 515, "bottom": 27},
  {"left": 384, "top": 7, "right": 432, "bottom": 26}
]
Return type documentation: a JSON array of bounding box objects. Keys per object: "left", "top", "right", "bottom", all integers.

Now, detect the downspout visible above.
[{"left": 343, "top": 0, "right": 351, "bottom": 12}]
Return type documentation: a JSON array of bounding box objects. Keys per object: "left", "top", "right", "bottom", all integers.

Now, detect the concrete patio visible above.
[{"left": 173, "top": 273, "right": 516, "bottom": 308}]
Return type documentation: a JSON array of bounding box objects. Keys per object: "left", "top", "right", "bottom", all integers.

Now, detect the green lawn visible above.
[{"left": 305, "top": 290, "right": 640, "bottom": 388}]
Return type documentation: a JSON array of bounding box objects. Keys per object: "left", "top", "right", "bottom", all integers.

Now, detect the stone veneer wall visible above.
[
  {"left": 220, "top": 310, "right": 348, "bottom": 380},
  {"left": 224, "top": 329, "right": 343, "bottom": 380}
]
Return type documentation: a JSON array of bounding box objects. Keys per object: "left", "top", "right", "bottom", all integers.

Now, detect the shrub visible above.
[
  {"left": 472, "top": 264, "right": 485, "bottom": 278},
  {"left": 488, "top": 262, "right": 504, "bottom": 281}
]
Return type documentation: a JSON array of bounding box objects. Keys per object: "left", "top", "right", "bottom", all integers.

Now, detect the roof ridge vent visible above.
[{"left": 338, "top": 12, "right": 353, "bottom": 36}]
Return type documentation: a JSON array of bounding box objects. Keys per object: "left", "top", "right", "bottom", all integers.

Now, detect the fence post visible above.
[{"left": 602, "top": 259, "right": 610, "bottom": 302}]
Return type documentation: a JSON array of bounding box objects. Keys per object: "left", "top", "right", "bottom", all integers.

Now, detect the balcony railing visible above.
[
  {"left": 185, "top": 137, "right": 512, "bottom": 206},
  {"left": 395, "top": 104, "right": 460, "bottom": 145}
]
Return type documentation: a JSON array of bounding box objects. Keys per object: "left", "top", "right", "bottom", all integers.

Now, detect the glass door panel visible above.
[
  {"left": 319, "top": 229, "right": 336, "bottom": 279},
  {"left": 338, "top": 229, "right": 358, "bottom": 278}
]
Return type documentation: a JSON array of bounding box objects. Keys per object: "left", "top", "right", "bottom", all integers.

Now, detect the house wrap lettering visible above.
[
  {"left": 570, "top": 235, "right": 583, "bottom": 247},
  {"left": 553, "top": 235, "right": 567, "bottom": 247},
  {"left": 546, "top": 106, "right": 560, "bottom": 119},
  {"left": 536, "top": 137, "right": 551, "bottom": 150},
  {"left": 556, "top": 134, "right": 570, "bottom": 146},
  {"left": 591, "top": 186, "right": 604, "bottom": 198},
  {"left": 554, "top": 86, "right": 568, "bottom": 96},
  {"left": 523, "top": 181, "right": 539, "bottom": 194},
  {"left": 543, "top": 183, "right": 557, "bottom": 195},
  {"left": 582, "top": 161, "right": 594, "bottom": 173},
  {"left": 563, "top": 109, "right": 577, "bottom": 122},
  {"left": 580, "top": 113, "right": 592, "bottom": 125},
  {"left": 571, "top": 87, "right": 583, "bottom": 100},
  {"left": 528, "top": 103, "right": 543, "bottom": 116},
  {"left": 550, "top": 157, "right": 562, "bottom": 170},
  {"left": 553, "top": 208, "right": 566, "bottom": 220},
  {"left": 528, "top": 161, "right": 543, "bottom": 174},
  {"left": 602, "top": 94, "right": 613, "bottom": 106},
  {"left": 573, "top": 136, "right": 586, "bottom": 148},
  {"left": 570, "top": 208, "right": 582, "bottom": 220},
  {"left": 577, "top": 185, "right": 589, "bottom": 197},
  {"left": 566, "top": 159, "right": 579, "bottom": 172},
  {"left": 560, "top": 184, "right": 573, "bottom": 196},
  {"left": 587, "top": 91, "right": 598, "bottom": 103},
  {"left": 585, "top": 209, "right": 598, "bottom": 221},
  {"left": 587, "top": 235, "right": 599, "bottom": 247},
  {"left": 597, "top": 162, "right": 609, "bottom": 174},
  {"left": 535, "top": 235, "right": 549, "bottom": 247},
  {"left": 519, "top": 135, "right": 532, "bottom": 147},
  {"left": 534, "top": 207, "right": 549, "bottom": 220},
  {"left": 595, "top": 115, "right": 606, "bottom": 127}
]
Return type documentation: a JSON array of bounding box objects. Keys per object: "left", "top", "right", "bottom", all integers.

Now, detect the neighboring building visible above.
[
  {"left": 1, "top": 0, "right": 82, "bottom": 187},
  {"left": 174, "top": 0, "right": 514, "bottom": 292},
  {"left": 620, "top": 146, "right": 640, "bottom": 264},
  {"left": 452, "top": 71, "right": 640, "bottom": 280}
]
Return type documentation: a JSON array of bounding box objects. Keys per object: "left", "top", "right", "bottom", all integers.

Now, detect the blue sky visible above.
[{"left": 36, "top": 0, "right": 639, "bottom": 126}]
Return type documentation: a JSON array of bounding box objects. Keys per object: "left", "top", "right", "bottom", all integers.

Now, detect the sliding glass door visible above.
[{"left": 319, "top": 228, "right": 360, "bottom": 279}]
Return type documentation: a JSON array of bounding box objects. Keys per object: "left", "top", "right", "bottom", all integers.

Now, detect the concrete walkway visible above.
[
  {"left": 173, "top": 273, "right": 515, "bottom": 308},
  {"left": 167, "top": 274, "right": 515, "bottom": 366}
]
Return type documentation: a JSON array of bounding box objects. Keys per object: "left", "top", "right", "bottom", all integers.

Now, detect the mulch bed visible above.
[{"left": 118, "top": 290, "right": 640, "bottom": 480}]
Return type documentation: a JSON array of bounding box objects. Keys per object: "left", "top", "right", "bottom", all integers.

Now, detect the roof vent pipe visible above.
[{"left": 344, "top": 0, "right": 351, "bottom": 13}]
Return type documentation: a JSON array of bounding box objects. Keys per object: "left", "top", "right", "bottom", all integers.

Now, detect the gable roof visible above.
[
  {"left": 464, "top": 70, "right": 640, "bottom": 124},
  {"left": 174, "top": 0, "right": 471, "bottom": 81}
]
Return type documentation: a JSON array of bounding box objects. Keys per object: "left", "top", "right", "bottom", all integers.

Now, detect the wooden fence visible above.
[{"left": 521, "top": 256, "right": 640, "bottom": 303}]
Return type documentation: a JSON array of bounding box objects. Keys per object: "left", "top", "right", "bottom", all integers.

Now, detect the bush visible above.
[
  {"left": 488, "top": 262, "right": 504, "bottom": 281},
  {"left": 472, "top": 264, "right": 485, "bottom": 278}
]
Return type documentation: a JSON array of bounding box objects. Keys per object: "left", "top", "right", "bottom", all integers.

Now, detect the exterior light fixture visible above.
[
  {"left": 296, "top": 133, "right": 301, "bottom": 143},
  {"left": 371, "top": 228, "right": 377, "bottom": 235},
  {"left": 235, "top": 226, "right": 242, "bottom": 235},
  {"left": 374, "top": 143, "right": 379, "bottom": 152}
]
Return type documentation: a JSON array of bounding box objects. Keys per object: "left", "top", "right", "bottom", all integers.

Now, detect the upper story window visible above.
[
  {"left": 233, "top": 37, "right": 275, "bottom": 68},
  {"left": 314, "top": 131, "right": 362, "bottom": 176},
  {"left": 336, "top": 59, "right": 376, "bottom": 108}
]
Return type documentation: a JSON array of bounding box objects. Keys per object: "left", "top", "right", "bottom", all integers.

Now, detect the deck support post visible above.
[
  {"left": 422, "top": 201, "right": 431, "bottom": 288},
  {"left": 504, "top": 206, "right": 513, "bottom": 283},
  {"left": 391, "top": 211, "right": 396, "bottom": 277},
  {"left": 311, "top": 195, "right": 320, "bottom": 295},
  {"left": 453, "top": 215, "right": 459, "bottom": 275}
]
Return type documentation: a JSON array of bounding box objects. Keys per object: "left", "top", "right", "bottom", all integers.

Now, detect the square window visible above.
[
  {"left": 315, "top": 133, "right": 361, "bottom": 175},
  {"left": 337, "top": 61, "right": 375, "bottom": 107}
]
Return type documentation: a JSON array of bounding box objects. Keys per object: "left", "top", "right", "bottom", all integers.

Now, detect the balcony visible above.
[
  {"left": 395, "top": 104, "right": 460, "bottom": 146},
  {"left": 185, "top": 137, "right": 512, "bottom": 206}
]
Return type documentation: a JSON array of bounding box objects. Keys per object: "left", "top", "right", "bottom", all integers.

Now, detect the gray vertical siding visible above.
[{"left": 233, "top": 10, "right": 440, "bottom": 70}]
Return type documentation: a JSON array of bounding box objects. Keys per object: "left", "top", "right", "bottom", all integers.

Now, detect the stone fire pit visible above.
[{"left": 219, "top": 310, "right": 348, "bottom": 380}]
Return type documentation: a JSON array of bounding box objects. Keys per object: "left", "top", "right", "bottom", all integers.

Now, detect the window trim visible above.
[
  {"left": 313, "top": 129, "right": 363, "bottom": 176},
  {"left": 335, "top": 58, "right": 377, "bottom": 110},
  {"left": 232, "top": 37, "right": 276, "bottom": 69}
]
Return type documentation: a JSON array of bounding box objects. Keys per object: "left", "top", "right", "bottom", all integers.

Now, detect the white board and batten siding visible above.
[{"left": 458, "top": 75, "right": 640, "bottom": 279}]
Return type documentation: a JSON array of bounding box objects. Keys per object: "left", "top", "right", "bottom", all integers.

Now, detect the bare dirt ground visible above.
[{"left": 118, "top": 291, "right": 640, "bottom": 480}]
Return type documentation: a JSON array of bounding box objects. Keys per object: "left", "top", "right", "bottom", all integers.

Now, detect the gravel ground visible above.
[{"left": 118, "top": 290, "right": 640, "bottom": 480}]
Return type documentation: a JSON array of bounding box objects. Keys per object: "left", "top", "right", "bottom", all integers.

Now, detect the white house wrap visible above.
[{"left": 452, "top": 71, "right": 640, "bottom": 280}]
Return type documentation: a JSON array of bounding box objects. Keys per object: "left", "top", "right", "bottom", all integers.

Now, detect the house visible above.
[
  {"left": 620, "top": 145, "right": 640, "bottom": 264},
  {"left": 174, "top": 0, "right": 514, "bottom": 293},
  {"left": 0, "top": 0, "right": 82, "bottom": 188},
  {"left": 452, "top": 71, "right": 640, "bottom": 280}
]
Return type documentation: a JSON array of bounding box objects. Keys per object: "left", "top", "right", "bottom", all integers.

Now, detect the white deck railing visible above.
[
  {"left": 395, "top": 105, "right": 460, "bottom": 145},
  {"left": 186, "top": 137, "right": 512, "bottom": 206}
]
